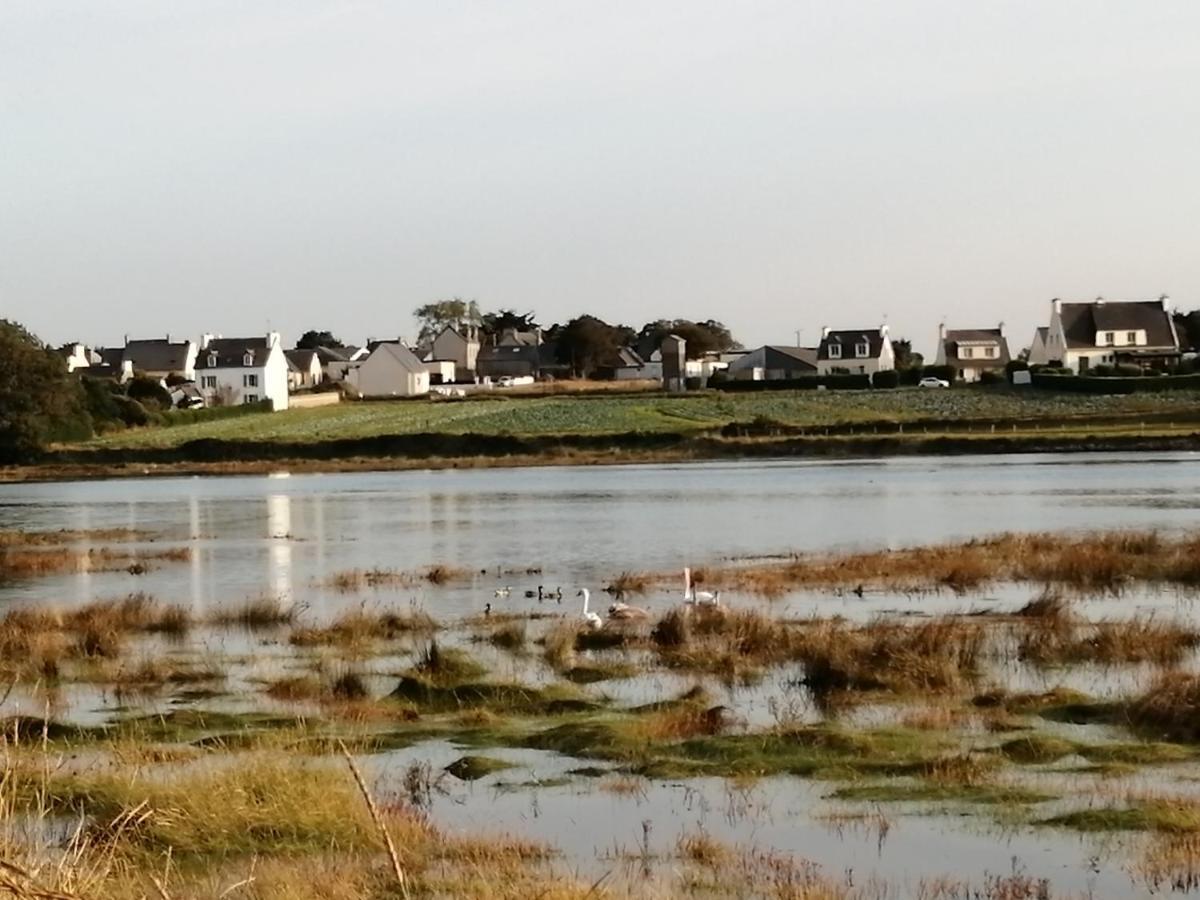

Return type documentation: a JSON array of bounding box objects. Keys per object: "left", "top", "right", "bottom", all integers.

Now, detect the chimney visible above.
[
  {"left": 1161, "top": 294, "right": 1171, "bottom": 312},
  {"left": 166, "top": 333, "right": 172, "bottom": 343},
  {"left": 200, "top": 333, "right": 214, "bottom": 349},
  {"left": 1051, "top": 298, "right": 1062, "bottom": 315},
  {"left": 938, "top": 322, "right": 946, "bottom": 342},
  {"left": 267, "top": 331, "right": 280, "bottom": 348},
  {"left": 1095, "top": 295, "right": 1105, "bottom": 308},
  {"left": 124, "top": 334, "right": 129, "bottom": 346},
  {"left": 821, "top": 326, "right": 831, "bottom": 340},
  {"left": 998, "top": 321, "right": 1006, "bottom": 338},
  {"left": 880, "top": 324, "right": 889, "bottom": 337}
]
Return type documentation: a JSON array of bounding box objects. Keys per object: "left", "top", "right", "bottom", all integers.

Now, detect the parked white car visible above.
[{"left": 918, "top": 376, "right": 950, "bottom": 388}]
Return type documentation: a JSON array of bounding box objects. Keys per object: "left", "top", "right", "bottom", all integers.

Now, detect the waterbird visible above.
[
  {"left": 577, "top": 589, "right": 603, "bottom": 630},
  {"left": 607, "top": 601, "right": 650, "bottom": 621},
  {"left": 494, "top": 586, "right": 512, "bottom": 598},
  {"left": 484, "top": 603, "right": 492, "bottom": 618},
  {"left": 524, "top": 589, "right": 536, "bottom": 598},
  {"left": 549, "top": 586, "right": 563, "bottom": 601},
  {"left": 683, "top": 567, "right": 720, "bottom": 606}
]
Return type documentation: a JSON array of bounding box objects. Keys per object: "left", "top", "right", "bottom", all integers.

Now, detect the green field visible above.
[{"left": 86, "top": 388, "right": 1200, "bottom": 449}]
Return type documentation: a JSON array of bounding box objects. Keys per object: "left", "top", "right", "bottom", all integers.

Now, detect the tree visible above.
[
  {"left": 413, "top": 298, "right": 482, "bottom": 345},
  {"left": 1174, "top": 310, "right": 1200, "bottom": 352},
  {"left": 554, "top": 315, "right": 626, "bottom": 378},
  {"left": 296, "top": 330, "right": 344, "bottom": 350},
  {"left": 636, "top": 319, "right": 738, "bottom": 360},
  {"left": 126, "top": 375, "right": 172, "bottom": 412},
  {"left": 891, "top": 338, "right": 924, "bottom": 370},
  {"left": 481, "top": 309, "right": 539, "bottom": 339},
  {"left": 0, "top": 320, "right": 91, "bottom": 462}
]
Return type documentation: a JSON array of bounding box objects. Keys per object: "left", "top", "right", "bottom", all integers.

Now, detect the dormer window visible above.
[
  {"left": 828, "top": 343, "right": 842, "bottom": 359},
  {"left": 1103, "top": 331, "right": 1115, "bottom": 346},
  {"left": 855, "top": 342, "right": 869, "bottom": 358},
  {"left": 985, "top": 347, "right": 996, "bottom": 358},
  {"left": 962, "top": 347, "right": 974, "bottom": 359},
  {"left": 1126, "top": 331, "right": 1137, "bottom": 344},
  {"left": 243, "top": 352, "right": 254, "bottom": 367},
  {"left": 207, "top": 352, "right": 218, "bottom": 368}
]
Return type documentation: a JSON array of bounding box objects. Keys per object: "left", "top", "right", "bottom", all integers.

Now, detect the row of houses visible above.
[
  {"left": 61, "top": 297, "right": 1188, "bottom": 411},
  {"left": 725, "top": 296, "right": 1184, "bottom": 385}
]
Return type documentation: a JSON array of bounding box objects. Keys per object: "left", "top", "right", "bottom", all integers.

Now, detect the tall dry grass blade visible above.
[{"left": 338, "top": 740, "right": 409, "bottom": 900}]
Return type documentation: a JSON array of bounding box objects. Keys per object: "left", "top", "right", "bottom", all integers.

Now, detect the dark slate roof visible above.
[
  {"left": 942, "top": 328, "right": 1010, "bottom": 368},
  {"left": 123, "top": 339, "right": 193, "bottom": 373},
  {"left": 764, "top": 346, "right": 818, "bottom": 370},
  {"left": 817, "top": 329, "right": 887, "bottom": 361},
  {"left": 81, "top": 364, "right": 125, "bottom": 380},
  {"left": 196, "top": 338, "right": 271, "bottom": 369},
  {"left": 1060, "top": 301, "right": 1177, "bottom": 350},
  {"left": 285, "top": 349, "right": 320, "bottom": 371},
  {"left": 478, "top": 343, "right": 540, "bottom": 364},
  {"left": 96, "top": 347, "right": 126, "bottom": 368}
]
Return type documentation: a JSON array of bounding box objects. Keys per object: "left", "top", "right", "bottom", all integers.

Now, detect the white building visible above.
[
  {"left": 815, "top": 326, "right": 894, "bottom": 376},
  {"left": 934, "top": 325, "right": 1010, "bottom": 382},
  {"left": 196, "top": 333, "right": 290, "bottom": 411},
  {"left": 1038, "top": 297, "right": 1180, "bottom": 373},
  {"left": 347, "top": 342, "right": 430, "bottom": 397}
]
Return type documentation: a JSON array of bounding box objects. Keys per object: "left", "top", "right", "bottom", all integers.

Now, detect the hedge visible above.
[
  {"left": 716, "top": 374, "right": 872, "bottom": 392},
  {"left": 1031, "top": 373, "right": 1200, "bottom": 394}
]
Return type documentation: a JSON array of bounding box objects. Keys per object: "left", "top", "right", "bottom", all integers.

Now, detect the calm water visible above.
[{"left": 2, "top": 452, "right": 1199, "bottom": 619}]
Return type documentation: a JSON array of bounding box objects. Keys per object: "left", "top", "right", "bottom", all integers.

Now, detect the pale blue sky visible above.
[{"left": 3, "top": 1, "right": 1199, "bottom": 357}]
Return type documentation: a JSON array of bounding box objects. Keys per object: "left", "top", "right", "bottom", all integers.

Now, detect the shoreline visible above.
[{"left": 3, "top": 427, "right": 1199, "bottom": 483}]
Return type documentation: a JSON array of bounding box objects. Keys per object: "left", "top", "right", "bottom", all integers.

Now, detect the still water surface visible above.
[{"left": 2, "top": 452, "right": 1199, "bottom": 618}]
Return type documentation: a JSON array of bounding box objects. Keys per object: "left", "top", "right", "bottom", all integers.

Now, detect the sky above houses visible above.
[{"left": 4, "top": 2, "right": 1200, "bottom": 358}]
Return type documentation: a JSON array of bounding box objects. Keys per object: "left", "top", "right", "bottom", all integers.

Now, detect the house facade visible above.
[
  {"left": 110, "top": 337, "right": 198, "bottom": 382},
  {"left": 430, "top": 325, "right": 481, "bottom": 381},
  {"left": 816, "top": 326, "right": 894, "bottom": 376},
  {"left": 934, "top": 325, "right": 1010, "bottom": 382},
  {"left": 196, "top": 333, "right": 290, "bottom": 411},
  {"left": 1039, "top": 297, "right": 1180, "bottom": 373},
  {"left": 347, "top": 342, "right": 430, "bottom": 397},
  {"left": 284, "top": 349, "right": 323, "bottom": 391},
  {"left": 728, "top": 346, "right": 818, "bottom": 381}
]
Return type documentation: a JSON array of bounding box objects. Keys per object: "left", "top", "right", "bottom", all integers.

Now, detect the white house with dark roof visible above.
[
  {"left": 346, "top": 342, "right": 430, "bottom": 397},
  {"left": 1039, "top": 297, "right": 1180, "bottom": 373},
  {"left": 196, "top": 333, "right": 289, "bottom": 410},
  {"left": 816, "top": 326, "right": 894, "bottom": 376},
  {"left": 934, "top": 324, "right": 1010, "bottom": 382},
  {"left": 284, "top": 348, "right": 323, "bottom": 391},
  {"left": 99, "top": 337, "right": 197, "bottom": 382}
]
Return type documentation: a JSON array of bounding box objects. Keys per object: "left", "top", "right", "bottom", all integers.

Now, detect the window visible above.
[
  {"left": 961, "top": 347, "right": 974, "bottom": 359},
  {"left": 243, "top": 374, "right": 258, "bottom": 388},
  {"left": 855, "top": 342, "right": 869, "bottom": 358},
  {"left": 1103, "top": 331, "right": 1115, "bottom": 345},
  {"left": 244, "top": 394, "right": 259, "bottom": 404},
  {"left": 243, "top": 353, "right": 254, "bottom": 366},
  {"left": 985, "top": 347, "right": 996, "bottom": 358},
  {"left": 1126, "top": 331, "right": 1137, "bottom": 344},
  {"left": 207, "top": 353, "right": 218, "bottom": 367},
  {"left": 201, "top": 375, "right": 217, "bottom": 389},
  {"left": 827, "top": 344, "right": 842, "bottom": 359}
]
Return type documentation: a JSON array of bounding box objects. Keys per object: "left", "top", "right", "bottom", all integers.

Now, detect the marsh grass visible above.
[
  {"left": 210, "top": 594, "right": 295, "bottom": 629},
  {"left": 326, "top": 565, "right": 471, "bottom": 592},
  {"left": 487, "top": 621, "right": 527, "bottom": 652},
  {"left": 794, "top": 618, "right": 985, "bottom": 697},
  {"left": 1130, "top": 673, "right": 1200, "bottom": 742},
  {"left": 290, "top": 606, "right": 437, "bottom": 648},
  {"left": 662, "top": 529, "right": 1200, "bottom": 595},
  {"left": 1018, "top": 611, "right": 1199, "bottom": 667},
  {"left": 0, "top": 544, "right": 191, "bottom": 580}
]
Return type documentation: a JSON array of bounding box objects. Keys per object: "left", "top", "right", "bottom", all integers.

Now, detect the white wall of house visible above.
[
  {"left": 431, "top": 327, "right": 479, "bottom": 379},
  {"left": 197, "top": 335, "right": 289, "bottom": 411},
  {"left": 816, "top": 334, "right": 894, "bottom": 376},
  {"left": 348, "top": 344, "right": 430, "bottom": 397},
  {"left": 424, "top": 360, "right": 456, "bottom": 384}
]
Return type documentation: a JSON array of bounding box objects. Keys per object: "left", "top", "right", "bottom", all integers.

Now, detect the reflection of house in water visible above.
[{"left": 266, "top": 487, "right": 293, "bottom": 607}]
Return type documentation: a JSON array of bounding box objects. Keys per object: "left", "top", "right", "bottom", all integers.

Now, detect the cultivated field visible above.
[{"left": 86, "top": 387, "right": 1200, "bottom": 449}]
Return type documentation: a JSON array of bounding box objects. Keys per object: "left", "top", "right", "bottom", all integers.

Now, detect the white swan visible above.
[
  {"left": 494, "top": 586, "right": 512, "bottom": 598},
  {"left": 607, "top": 600, "right": 650, "bottom": 620},
  {"left": 577, "top": 589, "right": 603, "bottom": 630},
  {"left": 683, "top": 567, "right": 720, "bottom": 606}
]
